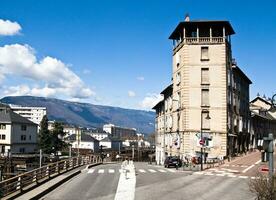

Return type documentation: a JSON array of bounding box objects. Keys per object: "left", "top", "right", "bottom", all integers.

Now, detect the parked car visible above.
[{"left": 164, "top": 156, "right": 182, "bottom": 168}]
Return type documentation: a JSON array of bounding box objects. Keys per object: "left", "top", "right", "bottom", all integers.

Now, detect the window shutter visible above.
[
  {"left": 201, "top": 69, "right": 209, "bottom": 84},
  {"left": 201, "top": 89, "right": 209, "bottom": 106}
]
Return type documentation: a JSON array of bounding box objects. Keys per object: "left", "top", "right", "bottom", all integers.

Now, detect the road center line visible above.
[{"left": 114, "top": 162, "right": 136, "bottom": 200}]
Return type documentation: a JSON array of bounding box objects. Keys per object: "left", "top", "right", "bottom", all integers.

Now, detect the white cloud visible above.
[
  {"left": 140, "top": 93, "right": 163, "bottom": 110},
  {"left": 0, "top": 19, "right": 21, "bottom": 36},
  {"left": 128, "top": 90, "right": 136, "bottom": 97},
  {"left": 136, "top": 76, "right": 145, "bottom": 81},
  {"left": 83, "top": 69, "right": 91, "bottom": 74},
  {"left": 0, "top": 44, "right": 95, "bottom": 99}
]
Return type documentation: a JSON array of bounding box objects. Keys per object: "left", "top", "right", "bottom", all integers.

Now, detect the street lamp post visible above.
[{"left": 200, "top": 111, "right": 211, "bottom": 171}]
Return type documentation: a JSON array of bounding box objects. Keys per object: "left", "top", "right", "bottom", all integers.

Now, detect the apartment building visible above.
[
  {"left": 10, "top": 105, "right": 47, "bottom": 125},
  {"left": 0, "top": 104, "right": 38, "bottom": 155},
  {"left": 153, "top": 16, "right": 251, "bottom": 164},
  {"left": 103, "top": 124, "right": 136, "bottom": 139}
]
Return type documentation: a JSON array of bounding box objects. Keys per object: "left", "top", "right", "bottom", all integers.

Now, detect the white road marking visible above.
[
  {"left": 87, "top": 169, "right": 95, "bottom": 174},
  {"left": 255, "top": 160, "right": 262, "bottom": 165},
  {"left": 158, "top": 169, "right": 167, "bottom": 173},
  {"left": 109, "top": 169, "right": 115, "bottom": 173},
  {"left": 194, "top": 171, "right": 204, "bottom": 175},
  {"left": 148, "top": 169, "right": 157, "bottom": 173},
  {"left": 227, "top": 175, "right": 237, "bottom": 178},
  {"left": 98, "top": 169, "right": 104, "bottom": 173},
  {"left": 166, "top": 169, "right": 175, "bottom": 173},
  {"left": 216, "top": 174, "right": 225, "bottom": 177},
  {"left": 239, "top": 176, "right": 248, "bottom": 179},
  {"left": 114, "top": 163, "right": 136, "bottom": 200},
  {"left": 139, "top": 169, "right": 146, "bottom": 173},
  {"left": 205, "top": 173, "right": 214, "bottom": 176},
  {"left": 242, "top": 164, "right": 255, "bottom": 173}
]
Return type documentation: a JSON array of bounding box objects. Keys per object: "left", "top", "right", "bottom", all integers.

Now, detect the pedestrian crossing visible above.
[
  {"left": 193, "top": 168, "right": 256, "bottom": 179},
  {"left": 86, "top": 168, "right": 178, "bottom": 174}
]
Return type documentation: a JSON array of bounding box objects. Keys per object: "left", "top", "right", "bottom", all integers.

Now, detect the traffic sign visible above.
[{"left": 199, "top": 139, "right": 205, "bottom": 145}]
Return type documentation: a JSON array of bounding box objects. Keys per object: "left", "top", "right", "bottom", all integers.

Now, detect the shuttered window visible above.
[
  {"left": 202, "top": 112, "right": 210, "bottom": 130},
  {"left": 201, "top": 46, "right": 209, "bottom": 60},
  {"left": 201, "top": 89, "right": 209, "bottom": 106},
  {"left": 201, "top": 68, "right": 209, "bottom": 84}
]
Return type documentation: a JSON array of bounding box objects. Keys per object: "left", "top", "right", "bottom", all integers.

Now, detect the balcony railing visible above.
[{"left": 173, "top": 37, "right": 227, "bottom": 51}]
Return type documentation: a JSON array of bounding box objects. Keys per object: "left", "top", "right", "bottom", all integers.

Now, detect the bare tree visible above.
[{"left": 249, "top": 172, "right": 275, "bottom": 200}]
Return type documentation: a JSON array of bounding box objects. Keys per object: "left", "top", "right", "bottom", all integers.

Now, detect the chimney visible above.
[{"left": 185, "top": 13, "right": 190, "bottom": 22}]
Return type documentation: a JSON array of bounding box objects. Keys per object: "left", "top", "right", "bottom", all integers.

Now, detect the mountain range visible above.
[{"left": 0, "top": 96, "right": 155, "bottom": 134}]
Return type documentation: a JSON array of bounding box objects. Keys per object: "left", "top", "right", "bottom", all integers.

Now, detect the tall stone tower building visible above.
[{"left": 154, "top": 16, "right": 251, "bottom": 164}]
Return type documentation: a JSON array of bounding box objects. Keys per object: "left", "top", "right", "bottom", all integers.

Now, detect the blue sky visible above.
[{"left": 0, "top": 0, "right": 275, "bottom": 110}]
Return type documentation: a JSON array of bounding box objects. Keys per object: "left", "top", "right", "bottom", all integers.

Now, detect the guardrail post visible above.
[
  {"left": 46, "top": 166, "right": 50, "bottom": 179},
  {"left": 56, "top": 162, "right": 60, "bottom": 174},
  {"left": 64, "top": 161, "right": 67, "bottom": 171},
  {"left": 33, "top": 170, "right": 37, "bottom": 185},
  {"left": 16, "top": 176, "right": 22, "bottom": 192}
]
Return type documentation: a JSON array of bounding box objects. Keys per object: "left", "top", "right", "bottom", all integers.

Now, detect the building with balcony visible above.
[{"left": 153, "top": 15, "right": 252, "bottom": 164}]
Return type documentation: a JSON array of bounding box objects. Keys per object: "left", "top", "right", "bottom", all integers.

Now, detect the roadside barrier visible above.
[{"left": 0, "top": 155, "right": 100, "bottom": 198}]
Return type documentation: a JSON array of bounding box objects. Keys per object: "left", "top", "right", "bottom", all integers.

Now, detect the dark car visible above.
[{"left": 164, "top": 156, "right": 182, "bottom": 168}]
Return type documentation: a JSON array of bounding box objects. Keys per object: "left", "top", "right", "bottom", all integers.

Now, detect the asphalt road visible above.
[
  {"left": 40, "top": 163, "right": 121, "bottom": 200},
  {"left": 40, "top": 162, "right": 255, "bottom": 200}
]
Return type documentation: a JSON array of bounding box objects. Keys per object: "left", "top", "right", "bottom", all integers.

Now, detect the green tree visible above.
[
  {"left": 51, "top": 122, "right": 66, "bottom": 155},
  {"left": 38, "top": 115, "right": 52, "bottom": 154}
]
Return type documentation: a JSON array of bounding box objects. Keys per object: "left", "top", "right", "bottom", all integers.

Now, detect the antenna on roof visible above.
[{"left": 185, "top": 13, "right": 190, "bottom": 22}]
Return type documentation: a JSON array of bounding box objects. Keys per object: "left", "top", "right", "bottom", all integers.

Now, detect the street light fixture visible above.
[{"left": 200, "top": 111, "right": 211, "bottom": 171}]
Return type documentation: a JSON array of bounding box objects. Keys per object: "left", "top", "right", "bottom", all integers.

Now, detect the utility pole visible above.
[
  {"left": 69, "top": 145, "right": 72, "bottom": 158},
  {"left": 39, "top": 149, "right": 42, "bottom": 168},
  {"left": 132, "top": 145, "right": 134, "bottom": 161}
]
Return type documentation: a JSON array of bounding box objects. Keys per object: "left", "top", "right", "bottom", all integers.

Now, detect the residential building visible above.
[
  {"left": 250, "top": 96, "right": 276, "bottom": 149},
  {"left": 88, "top": 131, "right": 108, "bottom": 141},
  {"left": 65, "top": 132, "right": 99, "bottom": 153},
  {"left": 103, "top": 124, "right": 136, "bottom": 139},
  {"left": 63, "top": 125, "right": 78, "bottom": 137},
  {"left": 153, "top": 16, "right": 252, "bottom": 164},
  {"left": 9, "top": 104, "right": 47, "bottom": 125},
  {"left": 99, "top": 137, "right": 122, "bottom": 151},
  {"left": 0, "top": 103, "right": 38, "bottom": 155}
]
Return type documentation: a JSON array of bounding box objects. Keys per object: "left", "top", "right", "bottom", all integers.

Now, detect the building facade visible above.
[
  {"left": 250, "top": 96, "right": 276, "bottom": 149},
  {"left": 153, "top": 16, "right": 251, "bottom": 164},
  {"left": 0, "top": 104, "right": 38, "bottom": 155},
  {"left": 9, "top": 105, "right": 47, "bottom": 125},
  {"left": 103, "top": 124, "right": 136, "bottom": 139},
  {"left": 65, "top": 132, "right": 99, "bottom": 153}
]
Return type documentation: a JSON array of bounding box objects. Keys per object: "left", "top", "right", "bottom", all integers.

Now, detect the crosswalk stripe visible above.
[
  {"left": 148, "top": 169, "right": 157, "bottom": 173},
  {"left": 109, "top": 169, "right": 115, "bottom": 173},
  {"left": 166, "top": 169, "right": 175, "bottom": 173},
  {"left": 88, "top": 169, "right": 95, "bottom": 174},
  {"left": 98, "top": 169, "right": 104, "bottom": 173},
  {"left": 158, "top": 169, "right": 167, "bottom": 173},
  {"left": 139, "top": 169, "right": 146, "bottom": 173}
]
